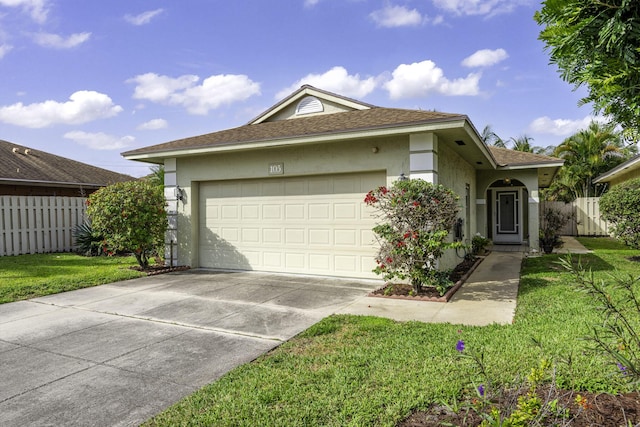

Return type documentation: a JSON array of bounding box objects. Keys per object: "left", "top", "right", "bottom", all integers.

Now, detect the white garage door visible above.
[{"left": 199, "top": 171, "right": 385, "bottom": 278}]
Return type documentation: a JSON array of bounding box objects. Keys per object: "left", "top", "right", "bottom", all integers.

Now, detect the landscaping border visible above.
[{"left": 367, "top": 255, "right": 485, "bottom": 302}]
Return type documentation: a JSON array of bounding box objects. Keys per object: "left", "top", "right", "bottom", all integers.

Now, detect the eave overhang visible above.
[{"left": 123, "top": 116, "right": 498, "bottom": 169}]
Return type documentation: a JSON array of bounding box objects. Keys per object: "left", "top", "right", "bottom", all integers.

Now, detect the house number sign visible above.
[{"left": 269, "top": 162, "right": 284, "bottom": 175}]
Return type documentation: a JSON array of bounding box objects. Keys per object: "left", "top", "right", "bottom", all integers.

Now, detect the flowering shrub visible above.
[
  {"left": 364, "top": 178, "right": 462, "bottom": 294},
  {"left": 87, "top": 180, "right": 166, "bottom": 268}
]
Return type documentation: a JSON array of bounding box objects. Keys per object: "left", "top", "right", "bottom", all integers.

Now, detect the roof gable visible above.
[
  {"left": 0, "top": 140, "right": 133, "bottom": 187},
  {"left": 248, "top": 85, "right": 376, "bottom": 124}
]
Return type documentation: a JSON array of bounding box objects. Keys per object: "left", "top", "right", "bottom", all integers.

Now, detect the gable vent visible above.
[{"left": 295, "top": 96, "right": 324, "bottom": 116}]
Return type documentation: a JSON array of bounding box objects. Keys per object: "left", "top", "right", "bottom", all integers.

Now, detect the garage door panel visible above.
[
  {"left": 262, "top": 229, "right": 282, "bottom": 244},
  {"left": 334, "top": 203, "right": 357, "bottom": 219},
  {"left": 308, "top": 203, "right": 330, "bottom": 220},
  {"left": 241, "top": 228, "right": 260, "bottom": 243},
  {"left": 285, "top": 229, "right": 305, "bottom": 244},
  {"left": 262, "top": 205, "right": 282, "bottom": 219},
  {"left": 334, "top": 230, "right": 356, "bottom": 245},
  {"left": 221, "top": 205, "right": 239, "bottom": 219},
  {"left": 241, "top": 205, "right": 259, "bottom": 219},
  {"left": 309, "top": 229, "right": 330, "bottom": 245},
  {"left": 285, "top": 204, "right": 305, "bottom": 219},
  {"left": 199, "top": 171, "right": 384, "bottom": 278}
]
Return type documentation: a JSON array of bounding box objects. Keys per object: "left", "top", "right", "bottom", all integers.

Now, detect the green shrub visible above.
[
  {"left": 73, "top": 220, "right": 103, "bottom": 256},
  {"left": 87, "top": 180, "right": 166, "bottom": 268},
  {"left": 599, "top": 177, "right": 640, "bottom": 249}
]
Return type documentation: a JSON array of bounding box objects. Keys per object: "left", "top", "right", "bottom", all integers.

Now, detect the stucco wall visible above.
[
  {"left": 173, "top": 136, "right": 409, "bottom": 267},
  {"left": 437, "top": 142, "right": 477, "bottom": 270}
]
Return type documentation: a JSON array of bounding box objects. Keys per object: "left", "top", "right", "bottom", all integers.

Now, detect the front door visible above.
[{"left": 493, "top": 189, "right": 522, "bottom": 243}]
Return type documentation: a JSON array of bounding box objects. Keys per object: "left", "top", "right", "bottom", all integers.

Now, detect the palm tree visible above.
[
  {"left": 147, "top": 165, "right": 164, "bottom": 187},
  {"left": 481, "top": 124, "right": 505, "bottom": 148},
  {"left": 509, "top": 134, "right": 536, "bottom": 152},
  {"left": 550, "top": 121, "right": 636, "bottom": 199}
]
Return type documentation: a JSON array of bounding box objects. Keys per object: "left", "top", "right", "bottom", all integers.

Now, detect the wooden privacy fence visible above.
[
  {"left": 0, "top": 196, "right": 87, "bottom": 256},
  {"left": 540, "top": 197, "right": 610, "bottom": 236}
]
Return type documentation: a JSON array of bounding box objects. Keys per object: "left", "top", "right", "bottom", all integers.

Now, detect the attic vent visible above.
[{"left": 295, "top": 96, "right": 323, "bottom": 116}]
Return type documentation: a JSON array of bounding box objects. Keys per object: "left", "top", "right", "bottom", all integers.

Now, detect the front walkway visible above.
[{"left": 337, "top": 237, "right": 591, "bottom": 326}]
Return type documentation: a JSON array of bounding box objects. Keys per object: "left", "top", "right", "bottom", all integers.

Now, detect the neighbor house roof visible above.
[
  {"left": 122, "top": 107, "right": 468, "bottom": 159},
  {"left": 1, "top": 140, "right": 134, "bottom": 188},
  {"left": 594, "top": 154, "right": 640, "bottom": 183}
]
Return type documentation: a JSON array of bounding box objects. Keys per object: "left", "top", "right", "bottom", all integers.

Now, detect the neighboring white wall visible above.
[
  {"left": 0, "top": 196, "right": 86, "bottom": 256},
  {"left": 174, "top": 136, "right": 409, "bottom": 267}
]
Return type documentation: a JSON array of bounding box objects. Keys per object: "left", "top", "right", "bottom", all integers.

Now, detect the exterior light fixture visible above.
[
  {"left": 398, "top": 172, "right": 408, "bottom": 181},
  {"left": 504, "top": 177, "right": 511, "bottom": 185},
  {"left": 175, "top": 185, "right": 185, "bottom": 202}
]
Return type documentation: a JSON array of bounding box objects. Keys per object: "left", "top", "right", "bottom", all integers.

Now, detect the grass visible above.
[
  {"left": 0, "top": 253, "right": 145, "bottom": 304},
  {"left": 144, "top": 237, "right": 639, "bottom": 427}
]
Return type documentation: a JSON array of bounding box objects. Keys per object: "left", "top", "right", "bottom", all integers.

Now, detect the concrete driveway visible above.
[{"left": 0, "top": 270, "right": 379, "bottom": 427}]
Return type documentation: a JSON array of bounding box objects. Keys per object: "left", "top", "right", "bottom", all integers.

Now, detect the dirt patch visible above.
[
  {"left": 369, "top": 256, "right": 484, "bottom": 302},
  {"left": 628, "top": 255, "right": 640, "bottom": 263},
  {"left": 398, "top": 386, "right": 640, "bottom": 426}
]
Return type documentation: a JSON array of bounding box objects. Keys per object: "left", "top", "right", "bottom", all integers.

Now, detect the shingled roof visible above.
[
  {"left": 1, "top": 140, "right": 134, "bottom": 187},
  {"left": 122, "top": 107, "right": 466, "bottom": 157},
  {"left": 488, "top": 146, "right": 562, "bottom": 167}
]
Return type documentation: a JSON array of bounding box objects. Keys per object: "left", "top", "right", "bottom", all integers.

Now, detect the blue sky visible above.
[{"left": 0, "top": 0, "right": 595, "bottom": 177}]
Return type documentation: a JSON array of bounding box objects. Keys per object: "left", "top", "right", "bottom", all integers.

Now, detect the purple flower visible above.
[
  {"left": 456, "top": 340, "right": 465, "bottom": 352},
  {"left": 477, "top": 384, "right": 485, "bottom": 397},
  {"left": 617, "top": 363, "right": 628, "bottom": 376}
]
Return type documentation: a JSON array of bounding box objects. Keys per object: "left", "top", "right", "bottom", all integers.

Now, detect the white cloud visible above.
[
  {"left": 462, "top": 48, "right": 508, "bottom": 67},
  {"left": 0, "top": 0, "right": 49, "bottom": 23},
  {"left": 304, "top": 0, "right": 320, "bottom": 7},
  {"left": 383, "top": 60, "right": 481, "bottom": 99},
  {"left": 124, "top": 8, "right": 164, "bottom": 26},
  {"left": 276, "top": 66, "right": 377, "bottom": 99},
  {"left": 0, "top": 43, "right": 13, "bottom": 59},
  {"left": 64, "top": 130, "right": 134, "bottom": 150},
  {"left": 528, "top": 115, "right": 603, "bottom": 136},
  {"left": 0, "top": 90, "right": 123, "bottom": 128},
  {"left": 33, "top": 32, "right": 91, "bottom": 49},
  {"left": 369, "top": 5, "right": 423, "bottom": 28},
  {"left": 432, "top": 0, "right": 530, "bottom": 17},
  {"left": 128, "top": 72, "right": 261, "bottom": 115},
  {"left": 137, "top": 118, "right": 168, "bottom": 130}
]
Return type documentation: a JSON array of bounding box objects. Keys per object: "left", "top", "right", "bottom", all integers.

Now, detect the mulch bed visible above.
[
  {"left": 129, "top": 265, "right": 190, "bottom": 276},
  {"left": 369, "top": 255, "right": 484, "bottom": 302},
  {"left": 399, "top": 385, "right": 640, "bottom": 426}
]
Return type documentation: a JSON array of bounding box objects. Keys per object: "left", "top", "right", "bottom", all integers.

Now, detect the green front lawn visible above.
[
  {"left": 0, "top": 253, "right": 145, "bottom": 304},
  {"left": 144, "top": 237, "right": 639, "bottom": 426}
]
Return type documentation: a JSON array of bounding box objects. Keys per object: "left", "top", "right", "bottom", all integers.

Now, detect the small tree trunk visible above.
[{"left": 134, "top": 251, "right": 149, "bottom": 269}]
